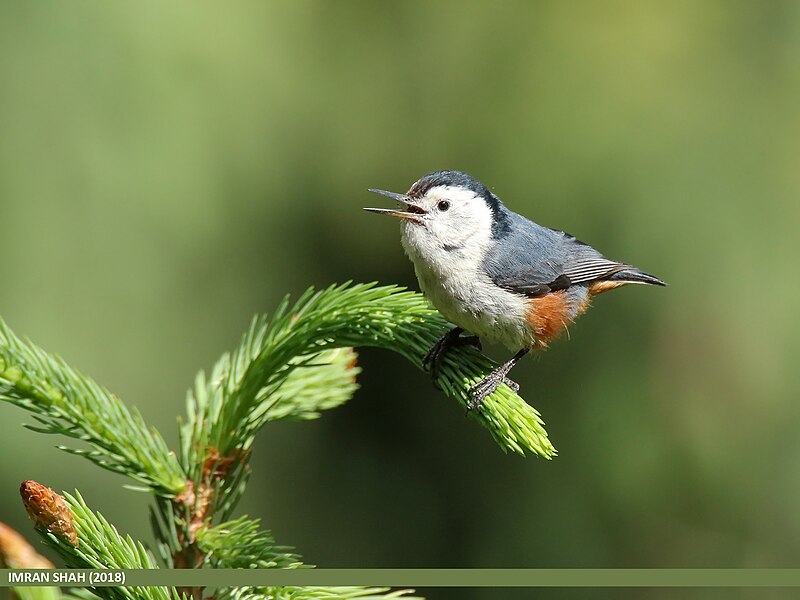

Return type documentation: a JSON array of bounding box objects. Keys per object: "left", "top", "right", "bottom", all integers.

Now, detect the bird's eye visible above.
[{"left": 437, "top": 200, "right": 450, "bottom": 212}]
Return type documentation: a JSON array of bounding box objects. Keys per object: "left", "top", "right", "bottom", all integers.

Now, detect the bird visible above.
[{"left": 364, "top": 170, "right": 665, "bottom": 410}]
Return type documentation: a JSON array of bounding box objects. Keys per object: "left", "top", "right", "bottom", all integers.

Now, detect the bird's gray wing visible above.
[
  {"left": 483, "top": 211, "right": 628, "bottom": 297},
  {"left": 558, "top": 251, "right": 631, "bottom": 285}
]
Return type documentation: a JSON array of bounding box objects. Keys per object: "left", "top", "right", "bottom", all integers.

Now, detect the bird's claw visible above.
[
  {"left": 466, "top": 375, "right": 520, "bottom": 412},
  {"left": 502, "top": 376, "right": 520, "bottom": 393},
  {"left": 422, "top": 328, "right": 481, "bottom": 384},
  {"left": 422, "top": 338, "right": 450, "bottom": 384},
  {"left": 421, "top": 339, "right": 445, "bottom": 371},
  {"left": 463, "top": 335, "right": 482, "bottom": 352}
]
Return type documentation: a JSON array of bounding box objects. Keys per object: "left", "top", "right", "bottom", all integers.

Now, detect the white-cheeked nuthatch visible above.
[{"left": 365, "top": 170, "right": 665, "bottom": 410}]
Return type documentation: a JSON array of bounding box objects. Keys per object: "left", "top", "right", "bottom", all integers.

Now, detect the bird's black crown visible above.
[{"left": 407, "top": 170, "right": 492, "bottom": 201}]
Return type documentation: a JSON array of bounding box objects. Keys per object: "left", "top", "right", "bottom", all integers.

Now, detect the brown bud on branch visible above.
[{"left": 19, "top": 480, "right": 79, "bottom": 548}]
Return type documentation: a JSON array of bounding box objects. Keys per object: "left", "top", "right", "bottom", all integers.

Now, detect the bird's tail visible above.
[{"left": 608, "top": 268, "right": 666, "bottom": 287}]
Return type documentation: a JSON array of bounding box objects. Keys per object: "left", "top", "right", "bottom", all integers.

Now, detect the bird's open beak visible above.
[{"left": 363, "top": 189, "right": 426, "bottom": 223}]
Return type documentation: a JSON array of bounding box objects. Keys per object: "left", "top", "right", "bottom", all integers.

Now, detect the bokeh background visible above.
[{"left": 1, "top": 1, "right": 799, "bottom": 599}]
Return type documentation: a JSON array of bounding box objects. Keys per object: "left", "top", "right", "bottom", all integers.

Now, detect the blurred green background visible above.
[{"left": 1, "top": 1, "right": 799, "bottom": 599}]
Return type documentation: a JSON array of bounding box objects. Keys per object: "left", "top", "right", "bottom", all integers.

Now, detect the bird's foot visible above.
[
  {"left": 466, "top": 371, "right": 506, "bottom": 412},
  {"left": 422, "top": 327, "right": 481, "bottom": 382},
  {"left": 466, "top": 374, "right": 519, "bottom": 412},
  {"left": 465, "top": 348, "right": 529, "bottom": 412}
]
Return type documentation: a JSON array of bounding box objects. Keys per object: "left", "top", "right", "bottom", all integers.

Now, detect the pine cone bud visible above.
[{"left": 19, "top": 481, "right": 79, "bottom": 547}]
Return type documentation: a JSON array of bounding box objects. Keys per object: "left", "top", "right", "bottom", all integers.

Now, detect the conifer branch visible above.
[
  {"left": 260, "top": 347, "right": 361, "bottom": 423},
  {"left": 0, "top": 319, "right": 185, "bottom": 497},
  {"left": 172, "top": 283, "right": 555, "bottom": 572},
  {"left": 20, "top": 483, "right": 417, "bottom": 600},
  {"left": 1, "top": 281, "right": 558, "bottom": 600},
  {"left": 195, "top": 517, "right": 305, "bottom": 569},
  {"left": 20, "top": 483, "right": 178, "bottom": 600},
  {"left": 182, "top": 282, "right": 554, "bottom": 482}
]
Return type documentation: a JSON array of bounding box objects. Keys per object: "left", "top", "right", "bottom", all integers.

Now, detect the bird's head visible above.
[{"left": 365, "top": 170, "right": 506, "bottom": 252}]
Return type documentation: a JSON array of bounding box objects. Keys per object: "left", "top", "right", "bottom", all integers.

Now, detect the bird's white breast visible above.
[{"left": 400, "top": 222, "right": 535, "bottom": 350}]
